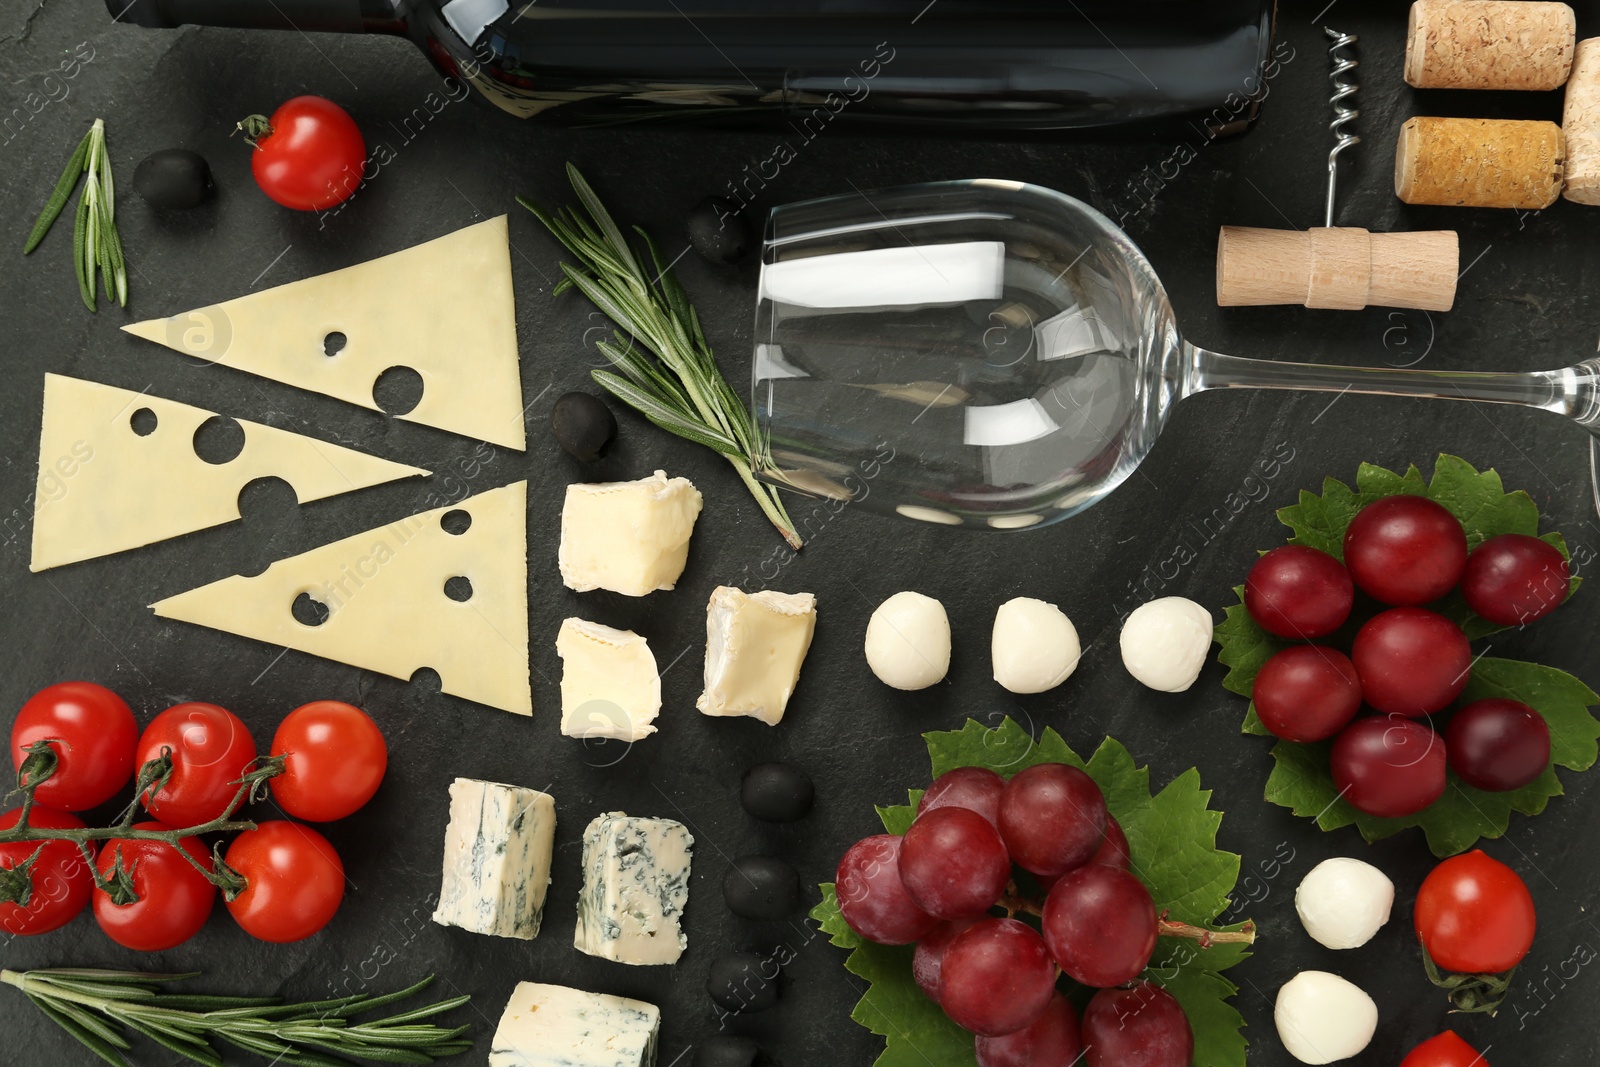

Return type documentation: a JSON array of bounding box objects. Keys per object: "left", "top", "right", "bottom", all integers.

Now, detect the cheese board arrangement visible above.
[{"left": 3, "top": 2, "right": 1600, "bottom": 1066}]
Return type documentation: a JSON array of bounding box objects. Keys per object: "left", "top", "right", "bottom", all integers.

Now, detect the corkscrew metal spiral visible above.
[{"left": 1324, "top": 27, "right": 1360, "bottom": 227}]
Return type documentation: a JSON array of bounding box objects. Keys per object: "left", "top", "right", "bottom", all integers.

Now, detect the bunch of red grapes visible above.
[
  {"left": 834, "top": 764, "right": 1193, "bottom": 1067},
  {"left": 1245, "top": 495, "right": 1571, "bottom": 817}
]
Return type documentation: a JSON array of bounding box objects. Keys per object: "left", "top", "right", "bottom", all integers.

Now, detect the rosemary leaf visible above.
[
  {"left": 26, "top": 119, "right": 128, "bottom": 312},
  {"left": 22, "top": 129, "right": 91, "bottom": 254},
  {"left": 593, "top": 370, "right": 745, "bottom": 455},
  {"left": 27, "top": 994, "right": 130, "bottom": 1067},
  {"left": 73, "top": 189, "right": 92, "bottom": 311},
  {"left": 121, "top": 1020, "right": 225, "bottom": 1067}
]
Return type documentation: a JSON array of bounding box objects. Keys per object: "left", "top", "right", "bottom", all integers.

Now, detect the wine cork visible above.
[
  {"left": 1395, "top": 117, "right": 1564, "bottom": 209},
  {"left": 1216, "top": 226, "right": 1458, "bottom": 312},
  {"left": 1563, "top": 38, "right": 1600, "bottom": 205},
  {"left": 1405, "top": 0, "right": 1576, "bottom": 91}
]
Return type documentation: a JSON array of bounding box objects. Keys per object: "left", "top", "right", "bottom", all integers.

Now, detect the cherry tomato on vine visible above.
[
  {"left": 10, "top": 681, "right": 137, "bottom": 811},
  {"left": 0, "top": 806, "right": 94, "bottom": 935},
  {"left": 1415, "top": 850, "right": 1535, "bottom": 974},
  {"left": 1400, "top": 1030, "right": 1491, "bottom": 1067},
  {"left": 93, "top": 821, "right": 215, "bottom": 951},
  {"left": 224, "top": 820, "right": 345, "bottom": 943},
  {"left": 135, "top": 703, "right": 257, "bottom": 828},
  {"left": 243, "top": 96, "right": 366, "bottom": 211},
  {"left": 269, "top": 701, "right": 387, "bottom": 822}
]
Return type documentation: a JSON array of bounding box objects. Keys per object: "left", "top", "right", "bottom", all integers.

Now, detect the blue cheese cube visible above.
[
  {"left": 574, "top": 812, "right": 694, "bottom": 966},
  {"left": 432, "top": 777, "right": 555, "bottom": 940},
  {"left": 488, "top": 981, "right": 659, "bottom": 1067}
]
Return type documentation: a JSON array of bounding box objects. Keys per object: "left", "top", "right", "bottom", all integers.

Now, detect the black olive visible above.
[
  {"left": 740, "top": 762, "right": 814, "bottom": 822},
  {"left": 706, "top": 950, "right": 781, "bottom": 1014},
  {"left": 550, "top": 391, "right": 617, "bottom": 461},
  {"left": 723, "top": 856, "right": 802, "bottom": 920},
  {"left": 687, "top": 196, "right": 753, "bottom": 265},
  {"left": 133, "top": 149, "right": 213, "bottom": 209},
  {"left": 692, "top": 1035, "right": 766, "bottom": 1067}
]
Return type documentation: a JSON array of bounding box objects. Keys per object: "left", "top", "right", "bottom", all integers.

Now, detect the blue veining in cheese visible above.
[
  {"left": 574, "top": 811, "right": 694, "bottom": 966},
  {"left": 432, "top": 777, "right": 555, "bottom": 940},
  {"left": 487, "top": 981, "right": 660, "bottom": 1067}
]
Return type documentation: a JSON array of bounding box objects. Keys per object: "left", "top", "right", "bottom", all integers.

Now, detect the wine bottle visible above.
[{"left": 111, "top": 0, "right": 1278, "bottom": 138}]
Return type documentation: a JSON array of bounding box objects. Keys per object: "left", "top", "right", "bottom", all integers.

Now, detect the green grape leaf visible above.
[
  {"left": 1216, "top": 454, "right": 1597, "bottom": 856},
  {"left": 810, "top": 718, "right": 1253, "bottom": 1067}
]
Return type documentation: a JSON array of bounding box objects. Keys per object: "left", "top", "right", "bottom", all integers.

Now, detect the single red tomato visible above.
[
  {"left": 1400, "top": 1031, "right": 1491, "bottom": 1067},
  {"left": 93, "top": 821, "right": 215, "bottom": 951},
  {"left": 246, "top": 96, "right": 365, "bottom": 211},
  {"left": 269, "top": 701, "right": 387, "bottom": 822},
  {"left": 224, "top": 821, "right": 344, "bottom": 943},
  {"left": 135, "top": 703, "right": 257, "bottom": 828},
  {"left": 10, "top": 681, "right": 137, "bottom": 811},
  {"left": 1415, "top": 850, "right": 1535, "bottom": 974},
  {"left": 0, "top": 806, "right": 94, "bottom": 935}
]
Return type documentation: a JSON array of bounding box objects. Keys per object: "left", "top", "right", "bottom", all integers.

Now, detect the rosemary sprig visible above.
[
  {"left": 24, "top": 118, "right": 128, "bottom": 312},
  {"left": 519, "top": 163, "right": 802, "bottom": 549},
  {"left": 3, "top": 969, "right": 473, "bottom": 1067}
]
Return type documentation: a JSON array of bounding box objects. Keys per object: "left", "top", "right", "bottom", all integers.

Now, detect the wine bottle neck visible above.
[{"left": 109, "top": 0, "right": 400, "bottom": 33}]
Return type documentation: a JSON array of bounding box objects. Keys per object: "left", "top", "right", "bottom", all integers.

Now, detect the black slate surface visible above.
[{"left": 2, "top": 2, "right": 1599, "bottom": 1065}]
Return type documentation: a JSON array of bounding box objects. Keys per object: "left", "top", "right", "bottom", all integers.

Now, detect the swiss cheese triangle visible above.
[
  {"left": 152, "top": 481, "right": 531, "bottom": 716},
  {"left": 122, "top": 217, "right": 526, "bottom": 450},
  {"left": 30, "top": 374, "right": 430, "bottom": 572}
]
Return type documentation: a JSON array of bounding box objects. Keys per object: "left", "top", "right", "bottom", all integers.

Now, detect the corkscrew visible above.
[{"left": 1324, "top": 27, "right": 1360, "bottom": 227}]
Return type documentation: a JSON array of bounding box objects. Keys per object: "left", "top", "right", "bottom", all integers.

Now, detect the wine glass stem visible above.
[{"left": 1184, "top": 347, "right": 1600, "bottom": 432}]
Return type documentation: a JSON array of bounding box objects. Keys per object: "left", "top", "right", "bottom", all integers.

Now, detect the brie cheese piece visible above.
[
  {"left": 488, "top": 981, "right": 659, "bottom": 1067},
  {"left": 432, "top": 777, "right": 555, "bottom": 940},
  {"left": 574, "top": 812, "right": 693, "bottom": 966},
  {"left": 697, "top": 586, "right": 817, "bottom": 726},
  {"left": 559, "top": 470, "right": 702, "bottom": 596},
  {"left": 555, "top": 618, "right": 660, "bottom": 742}
]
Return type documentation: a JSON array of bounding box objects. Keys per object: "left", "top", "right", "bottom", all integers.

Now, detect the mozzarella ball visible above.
[
  {"left": 1295, "top": 857, "right": 1394, "bottom": 950},
  {"left": 991, "top": 597, "right": 1080, "bottom": 694},
  {"left": 865, "top": 591, "right": 951, "bottom": 690},
  {"left": 1274, "top": 971, "right": 1377, "bottom": 1065},
  {"left": 1119, "top": 597, "right": 1215, "bottom": 692}
]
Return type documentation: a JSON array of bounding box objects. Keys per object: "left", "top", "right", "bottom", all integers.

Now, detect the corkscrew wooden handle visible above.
[{"left": 1216, "top": 226, "right": 1459, "bottom": 312}]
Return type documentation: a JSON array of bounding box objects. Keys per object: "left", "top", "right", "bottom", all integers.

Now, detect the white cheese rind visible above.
[
  {"left": 574, "top": 812, "right": 694, "bottom": 966},
  {"left": 556, "top": 618, "right": 661, "bottom": 741},
  {"left": 123, "top": 217, "right": 525, "bottom": 450},
  {"left": 152, "top": 481, "right": 531, "bottom": 716},
  {"left": 432, "top": 778, "right": 555, "bottom": 941},
  {"left": 488, "top": 981, "right": 659, "bottom": 1067},
  {"left": 30, "top": 374, "right": 427, "bottom": 572},
  {"left": 697, "top": 586, "right": 817, "bottom": 726},
  {"left": 559, "top": 470, "right": 703, "bottom": 596}
]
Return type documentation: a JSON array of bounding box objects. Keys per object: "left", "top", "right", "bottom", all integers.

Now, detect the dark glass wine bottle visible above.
[{"left": 111, "top": 0, "right": 1278, "bottom": 138}]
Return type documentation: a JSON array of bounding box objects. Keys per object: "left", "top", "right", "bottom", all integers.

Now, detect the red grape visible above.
[
  {"left": 1461, "top": 533, "right": 1570, "bottom": 627},
  {"left": 1331, "top": 716, "right": 1446, "bottom": 817},
  {"left": 1244, "top": 545, "right": 1354, "bottom": 639},
  {"left": 1091, "top": 815, "right": 1131, "bottom": 869},
  {"left": 1445, "top": 698, "right": 1551, "bottom": 792},
  {"left": 1082, "top": 981, "right": 1193, "bottom": 1067},
  {"left": 912, "top": 918, "right": 980, "bottom": 1001},
  {"left": 835, "top": 835, "right": 937, "bottom": 944},
  {"left": 1042, "top": 864, "right": 1158, "bottom": 987},
  {"left": 1343, "top": 494, "right": 1467, "bottom": 606},
  {"left": 975, "top": 993, "right": 1082, "bottom": 1067},
  {"left": 1252, "top": 645, "right": 1363, "bottom": 742},
  {"left": 1351, "top": 608, "right": 1471, "bottom": 716},
  {"left": 917, "top": 766, "right": 1005, "bottom": 831},
  {"left": 940, "top": 918, "right": 1058, "bottom": 1037},
  {"left": 899, "top": 807, "right": 1010, "bottom": 920},
  {"left": 999, "top": 763, "right": 1107, "bottom": 877}
]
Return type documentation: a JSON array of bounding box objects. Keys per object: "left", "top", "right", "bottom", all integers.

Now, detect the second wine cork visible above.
[
  {"left": 1395, "top": 117, "right": 1564, "bottom": 209},
  {"left": 1405, "top": 0, "right": 1576, "bottom": 91},
  {"left": 1564, "top": 38, "right": 1600, "bottom": 205}
]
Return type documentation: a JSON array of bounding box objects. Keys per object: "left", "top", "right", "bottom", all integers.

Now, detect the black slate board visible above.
[{"left": 1, "top": 2, "right": 1598, "bottom": 1065}]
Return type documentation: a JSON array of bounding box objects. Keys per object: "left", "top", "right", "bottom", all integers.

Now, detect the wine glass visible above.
[{"left": 751, "top": 179, "right": 1600, "bottom": 529}]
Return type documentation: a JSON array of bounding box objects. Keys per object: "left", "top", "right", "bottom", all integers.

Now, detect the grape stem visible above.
[{"left": 999, "top": 888, "right": 1257, "bottom": 946}]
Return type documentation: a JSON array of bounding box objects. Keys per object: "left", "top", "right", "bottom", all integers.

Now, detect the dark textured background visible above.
[{"left": 2, "top": 1, "right": 1599, "bottom": 1064}]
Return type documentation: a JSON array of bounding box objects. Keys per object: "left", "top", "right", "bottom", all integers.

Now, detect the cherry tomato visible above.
[
  {"left": 93, "top": 821, "right": 215, "bottom": 951},
  {"left": 0, "top": 806, "right": 94, "bottom": 935},
  {"left": 1415, "top": 850, "right": 1535, "bottom": 974},
  {"left": 269, "top": 701, "right": 387, "bottom": 822},
  {"left": 10, "top": 681, "right": 137, "bottom": 811},
  {"left": 224, "top": 821, "right": 345, "bottom": 943},
  {"left": 1461, "top": 533, "right": 1569, "bottom": 627},
  {"left": 135, "top": 703, "right": 257, "bottom": 828},
  {"left": 1343, "top": 494, "right": 1468, "bottom": 606},
  {"left": 1400, "top": 1031, "right": 1491, "bottom": 1067},
  {"left": 1351, "top": 608, "right": 1471, "bottom": 716},
  {"left": 1244, "top": 545, "right": 1354, "bottom": 639},
  {"left": 247, "top": 96, "right": 365, "bottom": 211}
]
